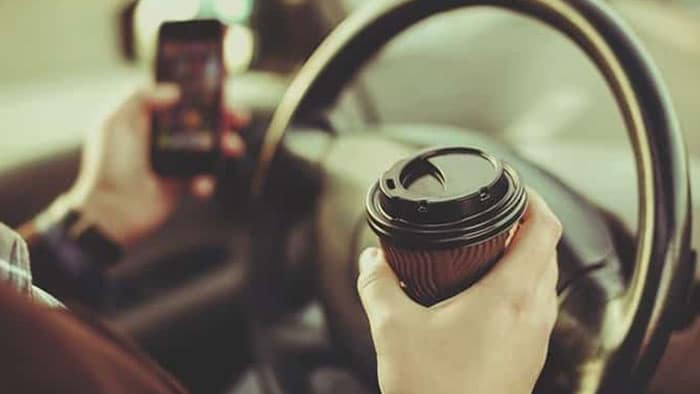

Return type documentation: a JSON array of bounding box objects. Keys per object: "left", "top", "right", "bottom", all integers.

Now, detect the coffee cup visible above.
[{"left": 366, "top": 146, "right": 528, "bottom": 306}]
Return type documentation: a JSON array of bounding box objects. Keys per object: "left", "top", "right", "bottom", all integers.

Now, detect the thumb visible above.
[
  {"left": 190, "top": 175, "right": 216, "bottom": 199},
  {"left": 128, "top": 84, "right": 181, "bottom": 112},
  {"left": 144, "top": 84, "right": 181, "bottom": 109},
  {"left": 357, "top": 248, "right": 415, "bottom": 321}
]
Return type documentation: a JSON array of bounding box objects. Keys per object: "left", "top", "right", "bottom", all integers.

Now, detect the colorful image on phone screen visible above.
[{"left": 154, "top": 39, "right": 223, "bottom": 152}]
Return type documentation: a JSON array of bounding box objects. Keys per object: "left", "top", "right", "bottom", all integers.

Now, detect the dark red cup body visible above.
[{"left": 380, "top": 226, "right": 517, "bottom": 305}]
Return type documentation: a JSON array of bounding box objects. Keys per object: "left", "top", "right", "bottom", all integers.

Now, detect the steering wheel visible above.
[{"left": 247, "top": 0, "right": 693, "bottom": 392}]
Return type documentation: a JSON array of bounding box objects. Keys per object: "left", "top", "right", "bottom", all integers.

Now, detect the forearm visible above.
[{"left": 0, "top": 221, "right": 63, "bottom": 308}]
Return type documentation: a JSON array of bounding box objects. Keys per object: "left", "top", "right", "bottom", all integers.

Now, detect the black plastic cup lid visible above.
[{"left": 366, "top": 146, "right": 528, "bottom": 249}]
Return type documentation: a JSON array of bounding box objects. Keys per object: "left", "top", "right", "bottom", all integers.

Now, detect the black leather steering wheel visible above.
[{"left": 250, "top": 0, "right": 693, "bottom": 392}]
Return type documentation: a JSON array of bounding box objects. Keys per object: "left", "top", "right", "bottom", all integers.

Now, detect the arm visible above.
[
  {"left": 357, "top": 190, "right": 562, "bottom": 394},
  {"left": 0, "top": 84, "right": 251, "bottom": 393},
  {"left": 16, "top": 84, "right": 245, "bottom": 305}
]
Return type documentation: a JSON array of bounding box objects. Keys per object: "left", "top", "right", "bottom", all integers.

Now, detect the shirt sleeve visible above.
[{"left": 0, "top": 222, "right": 64, "bottom": 308}]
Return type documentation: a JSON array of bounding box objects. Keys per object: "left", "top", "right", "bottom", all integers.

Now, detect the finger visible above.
[
  {"left": 535, "top": 253, "right": 559, "bottom": 307},
  {"left": 540, "top": 252, "right": 559, "bottom": 296},
  {"left": 190, "top": 176, "right": 216, "bottom": 199},
  {"left": 221, "top": 131, "right": 246, "bottom": 158},
  {"left": 541, "top": 254, "right": 560, "bottom": 327},
  {"left": 479, "top": 189, "right": 563, "bottom": 294},
  {"left": 224, "top": 108, "right": 251, "bottom": 130},
  {"left": 531, "top": 253, "right": 560, "bottom": 332},
  {"left": 129, "top": 84, "right": 181, "bottom": 111},
  {"left": 357, "top": 248, "right": 416, "bottom": 322}
]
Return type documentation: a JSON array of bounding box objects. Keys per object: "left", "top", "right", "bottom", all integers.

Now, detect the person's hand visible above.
[
  {"left": 357, "top": 190, "right": 562, "bottom": 394},
  {"left": 64, "top": 84, "right": 246, "bottom": 246}
]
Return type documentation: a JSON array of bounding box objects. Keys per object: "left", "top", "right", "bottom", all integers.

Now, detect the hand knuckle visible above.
[
  {"left": 373, "top": 310, "right": 402, "bottom": 333},
  {"left": 534, "top": 308, "right": 555, "bottom": 332},
  {"left": 357, "top": 272, "right": 381, "bottom": 295},
  {"left": 501, "top": 274, "right": 534, "bottom": 309},
  {"left": 546, "top": 309, "right": 559, "bottom": 331},
  {"left": 529, "top": 294, "right": 559, "bottom": 332},
  {"left": 501, "top": 291, "right": 534, "bottom": 322},
  {"left": 545, "top": 295, "right": 560, "bottom": 328},
  {"left": 544, "top": 214, "right": 563, "bottom": 239}
]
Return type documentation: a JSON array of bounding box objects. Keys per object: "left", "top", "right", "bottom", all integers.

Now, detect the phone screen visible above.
[{"left": 152, "top": 20, "right": 224, "bottom": 176}]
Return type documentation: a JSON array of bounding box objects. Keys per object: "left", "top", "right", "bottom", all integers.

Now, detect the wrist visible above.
[
  {"left": 72, "top": 191, "right": 134, "bottom": 247},
  {"left": 64, "top": 178, "right": 179, "bottom": 247},
  {"left": 34, "top": 192, "right": 124, "bottom": 246},
  {"left": 35, "top": 193, "right": 122, "bottom": 254},
  {"left": 66, "top": 182, "right": 162, "bottom": 247},
  {"left": 29, "top": 198, "right": 122, "bottom": 306}
]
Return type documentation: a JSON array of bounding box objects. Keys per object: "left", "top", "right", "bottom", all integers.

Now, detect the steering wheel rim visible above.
[{"left": 252, "top": 0, "right": 692, "bottom": 390}]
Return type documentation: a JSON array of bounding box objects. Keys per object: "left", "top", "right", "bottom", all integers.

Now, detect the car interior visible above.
[{"left": 1, "top": 0, "right": 699, "bottom": 393}]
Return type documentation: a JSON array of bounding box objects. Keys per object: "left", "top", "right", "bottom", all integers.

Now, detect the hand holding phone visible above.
[{"left": 151, "top": 20, "right": 225, "bottom": 177}]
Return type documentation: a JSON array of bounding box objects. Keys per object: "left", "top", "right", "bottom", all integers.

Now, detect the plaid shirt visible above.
[{"left": 0, "top": 222, "right": 63, "bottom": 308}]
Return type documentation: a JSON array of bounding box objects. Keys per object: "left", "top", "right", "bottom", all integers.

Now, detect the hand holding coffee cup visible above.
[{"left": 366, "top": 147, "right": 528, "bottom": 306}]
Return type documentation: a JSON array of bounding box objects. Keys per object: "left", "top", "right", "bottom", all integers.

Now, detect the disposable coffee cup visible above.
[{"left": 366, "top": 146, "right": 528, "bottom": 306}]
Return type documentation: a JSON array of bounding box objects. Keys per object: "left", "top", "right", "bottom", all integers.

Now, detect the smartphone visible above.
[{"left": 151, "top": 19, "right": 225, "bottom": 177}]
